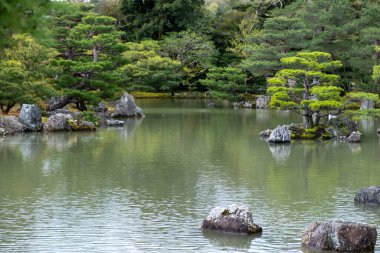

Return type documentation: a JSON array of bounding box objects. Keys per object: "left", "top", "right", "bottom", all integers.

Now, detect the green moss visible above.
[
  {"left": 322, "top": 132, "right": 333, "bottom": 139},
  {"left": 301, "top": 133, "right": 316, "bottom": 139}
]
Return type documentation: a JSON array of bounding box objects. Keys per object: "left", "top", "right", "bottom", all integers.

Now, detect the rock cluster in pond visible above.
[
  {"left": 233, "top": 101, "right": 253, "bottom": 108},
  {"left": 19, "top": 104, "right": 43, "bottom": 131},
  {"left": 111, "top": 92, "right": 144, "bottom": 117},
  {"left": 256, "top": 95, "right": 270, "bottom": 109},
  {"left": 301, "top": 220, "right": 377, "bottom": 252},
  {"left": 267, "top": 125, "right": 291, "bottom": 143},
  {"left": 354, "top": 186, "right": 380, "bottom": 205},
  {"left": 202, "top": 204, "right": 262, "bottom": 234}
]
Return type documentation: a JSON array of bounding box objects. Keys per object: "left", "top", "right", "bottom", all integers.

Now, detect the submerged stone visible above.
[
  {"left": 301, "top": 220, "right": 377, "bottom": 252},
  {"left": 354, "top": 186, "right": 380, "bottom": 205},
  {"left": 202, "top": 204, "right": 262, "bottom": 234}
]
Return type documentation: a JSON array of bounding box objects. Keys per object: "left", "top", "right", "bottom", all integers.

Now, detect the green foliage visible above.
[
  {"left": 160, "top": 31, "right": 216, "bottom": 90},
  {"left": 52, "top": 11, "right": 125, "bottom": 110},
  {"left": 268, "top": 51, "right": 343, "bottom": 126},
  {"left": 0, "top": 0, "right": 51, "bottom": 48},
  {"left": 200, "top": 67, "right": 248, "bottom": 101},
  {"left": 119, "top": 40, "right": 182, "bottom": 93},
  {"left": 345, "top": 92, "right": 379, "bottom": 102},
  {"left": 373, "top": 65, "right": 380, "bottom": 82},
  {"left": 120, "top": 0, "right": 205, "bottom": 40},
  {"left": 0, "top": 35, "right": 58, "bottom": 113},
  {"left": 81, "top": 111, "right": 99, "bottom": 125}
]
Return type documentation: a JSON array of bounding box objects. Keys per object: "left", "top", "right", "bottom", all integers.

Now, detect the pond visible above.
[{"left": 1, "top": 99, "right": 380, "bottom": 252}]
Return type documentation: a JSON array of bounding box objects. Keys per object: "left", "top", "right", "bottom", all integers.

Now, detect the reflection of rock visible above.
[
  {"left": 106, "top": 119, "right": 124, "bottom": 127},
  {"left": 202, "top": 204, "right": 262, "bottom": 234},
  {"left": 13, "top": 134, "right": 44, "bottom": 160},
  {"left": 19, "top": 104, "right": 43, "bottom": 131},
  {"left": 268, "top": 144, "right": 291, "bottom": 161},
  {"left": 359, "top": 118, "right": 374, "bottom": 132},
  {"left": 354, "top": 186, "right": 380, "bottom": 205},
  {"left": 268, "top": 125, "right": 291, "bottom": 143},
  {"left": 256, "top": 95, "right": 270, "bottom": 109},
  {"left": 202, "top": 229, "right": 260, "bottom": 250},
  {"left": 348, "top": 143, "right": 361, "bottom": 153},
  {"left": 301, "top": 220, "right": 377, "bottom": 252},
  {"left": 43, "top": 132, "right": 79, "bottom": 151}
]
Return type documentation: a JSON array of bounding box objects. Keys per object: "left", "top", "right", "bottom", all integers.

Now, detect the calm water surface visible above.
[{"left": 1, "top": 99, "right": 380, "bottom": 252}]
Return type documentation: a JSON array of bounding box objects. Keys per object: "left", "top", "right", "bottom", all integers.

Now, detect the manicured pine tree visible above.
[{"left": 267, "top": 51, "right": 343, "bottom": 127}]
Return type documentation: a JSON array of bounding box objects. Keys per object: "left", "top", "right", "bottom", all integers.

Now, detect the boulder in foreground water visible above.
[
  {"left": 202, "top": 204, "right": 262, "bottom": 234},
  {"left": 301, "top": 220, "right": 377, "bottom": 252},
  {"left": 354, "top": 186, "right": 380, "bottom": 205}
]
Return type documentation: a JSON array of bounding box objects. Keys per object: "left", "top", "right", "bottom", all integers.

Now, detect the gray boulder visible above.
[
  {"left": 256, "top": 95, "right": 270, "bottom": 109},
  {"left": 47, "top": 96, "right": 70, "bottom": 111},
  {"left": 259, "top": 129, "right": 272, "bottom": 139},
  {"left": 347, "top": 131, "right": 361, "bottom": 143},
  {"left": 268, "top": 125, "right": 291, "bottom": 143},
  {"left": 44, "top": 113, "right": 73, "bottom": 131},
  {"left": 354, "top": 186, "right": 380, "bottom": 205},
  {"left": 111, "top": 92, "right": 144, "bottom": 117},
  {"left": 232, "top": 101, "right": 253, "bottom": 108},
  {"left": 0, "top": 115, "right": 25, "bottom": 134},
  {"left": 301, "top": 220, "right": 377, "bottom": 252},
  {"left": 19, "top": 104, "right": 43, "bottom": 131},
  {"left": 202, "top": 204, "right": 262, "bottom": 234},
  {"left": 360, "top": 99, "right": 375, "bottom": 110},
  {"left": 94, "top": 102, "right": 108, "bottom": 115},
  {"left": 106, "top": 119, "right": 124, "bottom": 127}
]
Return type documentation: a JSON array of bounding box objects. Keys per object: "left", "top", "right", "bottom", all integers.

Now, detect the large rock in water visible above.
[
  {"left": 19, "top": 104, "right": 43, "bottom": 131},
  {"left": 301, "top": 220, "right": 377, "bottom": 252},
  {"left": 360, "top": 99, "right": 375, "bottom": 110},
  {"left": 0, "top": 115, "right": 25, "bottom": 134},
  {"left": 111, "top": 92, "right": 144, "bottom": 117},
  {"left": 347, "top": 131, "right": 361, "bottom": 143},
  {"left": 44, "top": 113, "right": 73, "bottom": 131},
  {"left": 256, "top": 95, "right": 270, "bottom": 109},
  {"left": 267, "top": 125, "right": 291, "bottom": 143},
  {"left": 354, "top": 186, "right": 380, "bottom": 205},
  {"left": 202, "top": 204, "right": 262, "bottom": 234}
]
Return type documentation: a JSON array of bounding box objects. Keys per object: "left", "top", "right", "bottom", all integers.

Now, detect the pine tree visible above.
[{"left": 268, "top": 51, "right": 343, "bottom": 127}]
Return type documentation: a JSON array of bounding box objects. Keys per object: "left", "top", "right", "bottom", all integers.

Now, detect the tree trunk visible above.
[
  {"left": 93, "top": 45, "right": 99, "bottom": 62},
  {"left": 76, "top": 100, "right": 87, "bottom": 111},
  {"left": 67, "top": 48, "right": 74, "bottom": 61}
]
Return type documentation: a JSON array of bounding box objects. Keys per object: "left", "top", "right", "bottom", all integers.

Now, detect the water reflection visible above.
[
  {"left": 202, "top": 230, "right": 260, "bottom": 250},
  {"left": 348, "top": 143, "right": 361, "bottom": 154},
  {"left": 268, "top": 143, "right": 291, "bottom": 161}
]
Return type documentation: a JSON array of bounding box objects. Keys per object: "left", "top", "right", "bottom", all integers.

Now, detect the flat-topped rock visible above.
[
  {"left": 302, "top": 220, "right": 377, "bottom": 252},
  {"left": 355, "top": 186, "right": 380, "bottom": 205},
  {"left": 202, "top": 204, "right": 262, "bottom": 234}
]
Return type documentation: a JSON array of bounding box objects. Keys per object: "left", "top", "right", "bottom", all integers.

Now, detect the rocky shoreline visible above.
[{"left": 0, "top": 92, "right": 144, "bottom": 136}]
